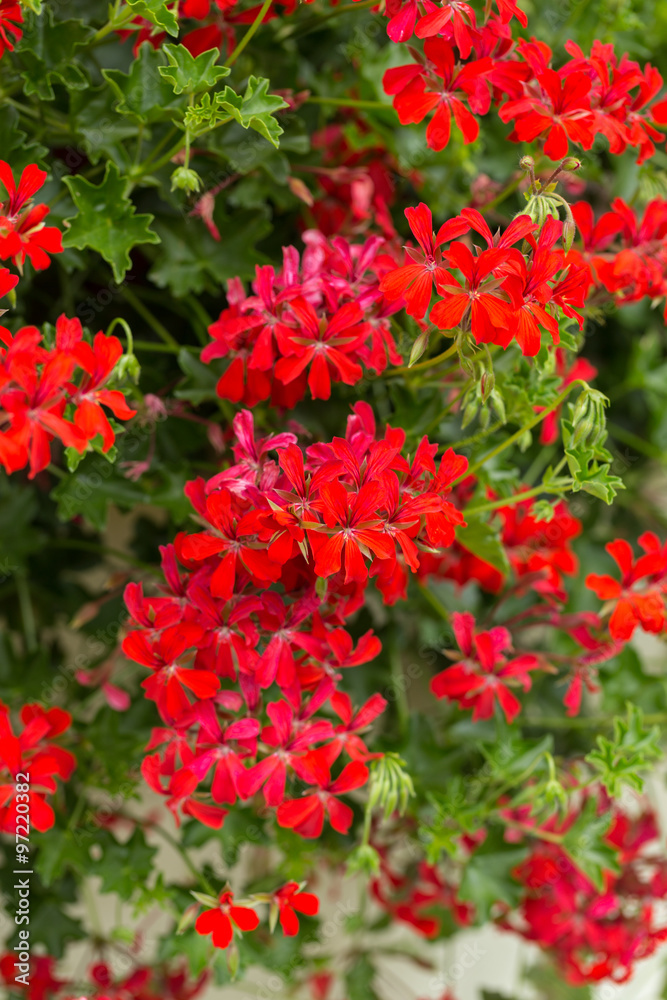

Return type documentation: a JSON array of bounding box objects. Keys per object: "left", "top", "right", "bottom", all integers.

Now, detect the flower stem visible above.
[
  {"left": 120, "top": 287, "right": 179, "bottom": 349},
  {"left": 459, "top": 381, "right": 585, "bottom": 483},
  {"left": 306, "top": 96, "right": 392, "bottom": 110},
  {"left": 16, "top": 571, "right": 37, "bottom": 654},
  {"left": 226, "top": 0, "right": 273, "bottom": 66}
]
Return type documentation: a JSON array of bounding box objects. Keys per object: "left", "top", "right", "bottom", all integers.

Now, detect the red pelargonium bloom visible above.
[
  {"left": 379, "top": 202, "right": 467, "bottom": 318},
  {"left": 122, "top": 623, "right": 216, "bottom": 722},
  {"left": 415, "top": 1, "right": 477, "bottom": 58},
  {"left": 431, "top": 242, "right": 515, "bottom": 343},
  {"left": 0, "top": 702, "right": 76, "bottom": 834},
  {"left": 430, "top": 611, "right": 540, "bottom": 722},
  {"left": 0, "top": 161, "right": 63, "bottom": 271},
  {"left": 384, "top": 39, "right": 492, "bottom": 153},
  {"left": 195, "top": 890, "right": 260, "bottom": 949},
  {"left": 277, "top": 760, "right": 370, "bottom": 838},
  {"left": 500, "top": 68, "right": 597, "bottom": 160},
  {"left": 311, "top": 480, "right": 396, "bottom": 583},
  {"left": 586, "top": 534, "right": 667, "bottom": 641},
  {"left": 274, "top": 298, "right": 370, "bottom": 400},
  {"left": 69, "top": 330, "right": 137, "bottom": 451},
  {"left": 0, "top": 1, "right": 22, "bottom": 58},
  {"left": 271, "top": 882, "right": 320, "bottom": 935}
]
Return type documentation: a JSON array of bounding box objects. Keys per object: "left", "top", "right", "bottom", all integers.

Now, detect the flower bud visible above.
[
  {"left": 480, "top": 370, "right": 495, "bottom": 403},
  {"left": 561, "top": 157, "right": 581, "bottom": 171},
  {"left": 519, "top": 155, "right": 535, "bottom": 170},
  {"left": 170, "top": 166, "right": 202, "bottom": 194}
]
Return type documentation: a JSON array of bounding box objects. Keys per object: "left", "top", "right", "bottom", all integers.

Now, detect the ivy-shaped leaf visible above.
[
  {"left": 586, "top": 702, "right": 662, "bottom": 796},
  {"left": 125, "top": 0, "right": 179, "bottom": 36},
  {"left": 158, "top": 43, "right": 230, "bottom": 95},
  {"left": 458, "top": 829, "right": 527, "bottom": 921},
  {"left": 90, "top": 828, "right": 158, "bottom": 897},
  {"left": 455, "top": 518, "right": 510, "bottom": 577},
  {"left": 561, "top": 799, "right": 619, "bottom": 890},
  {"left": 186, "top": 77, "right": 287, "bottom": 148},
  {"left": 63, "top": 160, "right": 160, "bottom": 282},
  {"left": 17, "top": 9, "right": 93, "bottom": 101},
  {"left": 102, "top": 42, "right": 181, "bottom": 123}
]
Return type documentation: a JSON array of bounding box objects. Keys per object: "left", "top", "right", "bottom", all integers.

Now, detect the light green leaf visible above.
[
  {"left": 125, "top": 0, "right": 179, "bottom": 36},
  {"left": 159, "top": 44, "right": 230, "bottom": 94}
]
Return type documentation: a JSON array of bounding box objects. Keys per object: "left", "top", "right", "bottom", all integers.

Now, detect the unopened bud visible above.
[
  {"left": 480, "top": 370, "right": 495, "bottom": 403},
  {"left": 408, "top": 328, "right": 430, "bottom": 367},
  {"left": 519, "top": 155, "right": 535, "bottom": 170},
  {"left": 170, "top": 166, "right": 202, "bottom": 194},
  {"left": 562, "top": 217, "right": 576, "bottom": 253},
  {"left": 561, "top": 157, "right": 581, "bottom": 171}
]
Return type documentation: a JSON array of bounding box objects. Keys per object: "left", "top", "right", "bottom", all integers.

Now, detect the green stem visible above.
[
  {"left": 147, "top": 821, "right": 217, "bottom": 895},
  {"left": 185, "top": 295, "right": 213, "bottom": 345},
  {"left": 226, "top": 0, "right": 273, "bottom": 66},
  {"left": 105, "top": 317, "right": 134, "bottom": 356},
  {"left": 453, "top": 419, "right": 504, "bottom": 451},
  {"left": 16, "top": 571, "right": 37, "bottom": 654},
  {"left": 464, "top": 482, "right": 569, "bottom": 517},
  {"left": 120, "top": 287, "right": 179, "bottom": 349},
  {"left": 607, "top": 421, "right": 663, "bottom": 461},
  {"left": 391, "top": 341, "right": 458, "bottom": 375},
  {"left": 93, "top": 4, "right": 136, "bottom": 43},
  {"left": 416, "top": 580, "right": 449, "bottom": 622},
  {"left": 459, "top": 381, "right": 585, "bottom": 483},
  {"left": 306, "top": 96, "right": 392, "bottom": 109}
]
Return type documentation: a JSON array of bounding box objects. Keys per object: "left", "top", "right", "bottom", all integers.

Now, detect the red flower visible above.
[
  {"left": 499, "top": 69, "right": 597, "bottom": 160},
  {"left": 430, "top": 611, "right": 540, "bottom": 722},
  {"left": 277, "top": 760, "right": 370, "bottom": 838},
  {"left": 311, "top": 480, "right": 396, "bottom": 583},
  {"left": 195, "top": 890, "right": 260, "bottom": 949},
  {"left": 70, "top": 329, "right": 137, "bottom": 451},
  {"left": 274, "top": 298, "right": 369, "bottom": 400},
  {"left": 0, "top": 161, "right": 63, "bottom": 271},
  {"left": 0, "top": 1, "right": 22, "bottom": 58},
  {"left": 586, "top": 534, "right": 667, "bottom": 641},
  {"left": 379, "top": 202, "right": 467, "bottom": 318},
  {"left": 430, "top": 242, "right": 515, "bottom": 343},
  {"left": 271, "top": 882, "right": 320, "bottom": 935}
]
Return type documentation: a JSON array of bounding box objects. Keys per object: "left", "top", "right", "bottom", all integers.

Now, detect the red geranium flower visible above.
[{"left": 195, "top": 890, "right": 260, "bottom": 949}]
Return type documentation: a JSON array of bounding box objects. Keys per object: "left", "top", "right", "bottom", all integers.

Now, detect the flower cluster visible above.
[
  {"left": 586, "top": 533, "right": 667, "bottom": 641},
  {"left": 0, "top": 956, "right": 209, "bottom": 1000},
  {"left": 382, "top": 5, "right": 667, "bottom": 160},
  {"left": 0, "top": 314, "right": 137, "bottom": 479},
  {"left": 505, "top": 802, "right": 667, "bottom": 984},
  {"left": 379, "top": 203, "right": 587, "bottom": 357},
  {"left": 202, "top": 232, "right": 404, "bottom": 404},
  {"left": 568, "top": 196, "right": 667, "bottom": 317},
  {"left": 122, "top": 406, "right": 467, "bottom": 829},
  {"left": 0, "top": 702, "right": 76, "bottom": 834}
]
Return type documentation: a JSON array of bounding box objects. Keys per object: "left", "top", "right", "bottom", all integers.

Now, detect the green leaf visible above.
[
  {"left": 159, "top": 44, "right": 230, "bottom": 94},
  {"left": 561, "top": 799, "right": 619, "bottom": 890},
  {"left": 63, "top": 161, "right": 160, "bottom": 282},
  {"left": 17, "top": 9, "right": 93, "bottom": 100},
  {"left": 125, "top": 0, "right": 179, "bottom": 35},
  {"left": 102, "top": 43, "right": 181, "bottom": 123},
  {"left": 455, "top": 518, "right": 510, "bottom": 577},
  {"left": 346, "top": 956, "right": 379, "bottom": 1000},
  {"left": 35, "top": 828, "right": 86, "bottom": 887},
  {"left": 187, "top": 77, "right": 288, "bottom": 148},
  {"left": 586, "top": 703, "right": 661, "bottom": 797},
  {"left": 458, "top": 828, "right": 527, "bottom": 921},
  {"left": 90, "top": 828, "right": 157, "bottom": 897},
  {"left": 29, "top": 901, "right": 86, "bottom": 956},
  {"left": 148, "top": 213, "right": 270, "bottom": 297}
]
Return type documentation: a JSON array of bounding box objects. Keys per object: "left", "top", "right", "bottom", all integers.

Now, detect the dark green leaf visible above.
[
  {"left": 455, "top": 518, "right": 510, "bottom": 577},
  {"left": 63, "top": 160, "right": 160, "bottom": 282}
]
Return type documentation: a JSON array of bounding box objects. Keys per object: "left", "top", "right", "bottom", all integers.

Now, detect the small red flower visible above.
[
  {"left": 195, "top": 890, "right": 260, "bottom": 949},
  {"left": 272, "top": 882, "right": 320, "bottom": 935}
]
